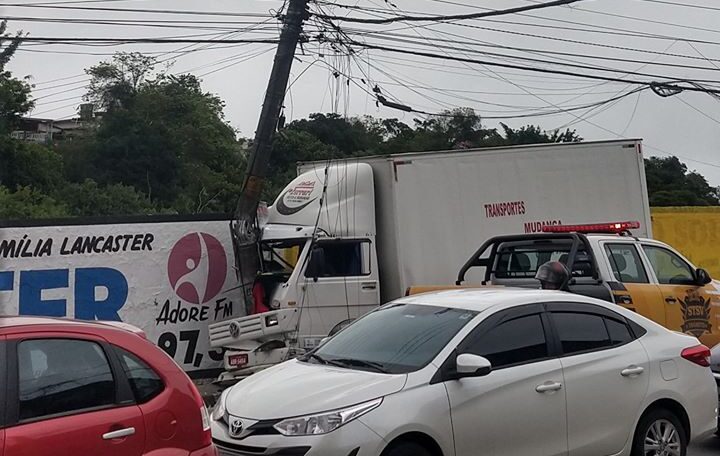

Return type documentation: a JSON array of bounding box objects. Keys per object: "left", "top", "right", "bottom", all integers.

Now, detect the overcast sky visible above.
[{"left": 4, "top": 0, "right": 720, "bottom": 183}]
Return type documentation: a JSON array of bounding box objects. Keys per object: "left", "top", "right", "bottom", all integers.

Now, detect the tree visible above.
[
  {"left": 0, "top": 186, "right": 68, "bottom": 219},
  {"left": 0, "top": 137, "right": 64, "bottom": 192},
  {"left": 499, "top": 123, "right": 582, "bottom": 145},
  {"left": 0, "top": 21, "right": 33, "bottom": 135},
  {"left": 85, "top": 52, "right": 157, "bottom": 112},
  {"left": 645, "top": 156, "right": 720, "bottom": 206},
  {"left": 78, "top": 55, "right": 246, "bottom": 213},
  {"left": 57, "top": 179, "right": 159, "bottom": 216}
]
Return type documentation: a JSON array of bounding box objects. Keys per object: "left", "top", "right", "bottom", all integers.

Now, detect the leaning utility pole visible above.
[{"left": 231, "top": 0, "right": 309, "bottom": 308}]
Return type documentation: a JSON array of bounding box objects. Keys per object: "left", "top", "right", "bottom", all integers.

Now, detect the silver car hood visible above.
[{"left": 225, "top": 359, "right": 406, "bottom": 420}]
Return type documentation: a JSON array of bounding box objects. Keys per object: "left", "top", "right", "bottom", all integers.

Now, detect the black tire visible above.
[
  {"left": 383, "top": 442, "right": 433, "bottom": 456},
  {"left": 631, "top": 408, "right": 687, "bottom": 456}
]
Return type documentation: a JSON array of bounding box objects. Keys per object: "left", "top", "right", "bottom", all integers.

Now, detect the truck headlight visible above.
[
  {"left": 212, "top": 389, "right": 229, "bottom": 422},
  {"left": 273, "top": 398, "right": 382, "bottom": 436}
]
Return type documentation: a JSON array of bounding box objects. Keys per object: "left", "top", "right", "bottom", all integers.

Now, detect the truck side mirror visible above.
[
  {"left": 455, "top": 354, "right": 492, "bottom": 378},
  {"left": 305, "top": 247, "right": 325, "bottom": 282},
  {"left": 696, "top": 268, "right": 712, "bottom": 286}
]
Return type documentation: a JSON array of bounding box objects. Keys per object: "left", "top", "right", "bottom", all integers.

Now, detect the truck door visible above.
[
  {"left": 300, "top": 239, "right": 380, "bottom": 347},
  {"left": 640, "top": 243, "right": 720, "bottom": 347},
  {"left": 602, "top": 242, "right": 666, "bottom": 326}
]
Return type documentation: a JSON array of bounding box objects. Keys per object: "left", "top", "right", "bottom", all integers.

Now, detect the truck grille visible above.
[{"left": 209, "top": 309, "right": 299, "bottom": 348}]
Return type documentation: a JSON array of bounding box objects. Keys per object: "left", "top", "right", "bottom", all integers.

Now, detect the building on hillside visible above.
[{"left": 11, "top": 104, "right": 104, "bottom": 144}]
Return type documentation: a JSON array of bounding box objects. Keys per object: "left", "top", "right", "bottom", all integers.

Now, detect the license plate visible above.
[{"left": 228, "top": 354, "right": 248, "bottom": 368}]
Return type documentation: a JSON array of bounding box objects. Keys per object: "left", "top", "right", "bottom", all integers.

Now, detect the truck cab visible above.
[
  {"left": 451, "top": 221, "right": 720, "bottom": 347},
  {"left": 209, "top": 163, "right": 381, "bottom": 383}
]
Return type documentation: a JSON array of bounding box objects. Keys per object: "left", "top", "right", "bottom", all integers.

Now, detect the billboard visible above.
[{"left": 0, "top": 215, "right": 245, "bottom": 377}]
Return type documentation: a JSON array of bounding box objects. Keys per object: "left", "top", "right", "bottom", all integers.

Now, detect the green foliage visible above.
[
  {"left": 3, "top": 48, "right": 717, "bottom": 220},
  {"left": 76, "top": 56, "right": 246, "bottom": 212},
  {"left": 0, "top": 138, "right": 64, "bottom": 192},
  {"left": 0, "top": 20, "right": 22, "bottom": 71},
  {"left": 0, "top": 74, "right": 33, "bottom": 134},
  {"left": 0, "top": 21, "right": 33, "bottom": 135},
  {"left": 0, "top": 186, "right": 68, "bottom": 219},
  {"left": 645, "top": 156, "right": 720, "bottom": 206},
  {"left": 499, "top": 123, "right": 582, "bottom": 145},
  {"left": 261, "top": 108, "right": 583, "bottom": 201},
  {"left": 57, "top": 179, "right": 159, "bottom": 216},
  {"left": 85, "top": 52, "right": 157, "bottom": 111}
]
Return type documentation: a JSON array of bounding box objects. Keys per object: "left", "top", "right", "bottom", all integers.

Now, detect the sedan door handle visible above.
[
  {"left": 665, "top": 297, "right": 677, "bottom": 304},
  {"left": 361, "top": 282, "right": 377, "bottom": 290},
  {"left": 535, "top": 381, "right": 563, "bottom": 393},
  {"left": 102, "top": 427, "right": 136, "bottom": 440},
  {"left": 621, "top": 366, "right": 645, "bottom": 377}
]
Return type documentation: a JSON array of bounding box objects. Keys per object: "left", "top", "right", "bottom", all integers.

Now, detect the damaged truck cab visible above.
[{"left": 209, "top": 164, "right": 380, "bottom": 382}]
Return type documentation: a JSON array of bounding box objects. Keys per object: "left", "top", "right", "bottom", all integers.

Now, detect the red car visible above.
[{"left": 0, "top": 316, "right": 217, "bottom": 456}]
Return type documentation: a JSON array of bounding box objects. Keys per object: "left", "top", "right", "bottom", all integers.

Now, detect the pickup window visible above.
[
  {"left": 642, "top": 245, "right": 695, "bottom": 285},
  {"left": 495, "top": 245, "right": 593, "bottom": 279},
  {"left": 604, "top": 244, "right": 649, "bottom": 284}
]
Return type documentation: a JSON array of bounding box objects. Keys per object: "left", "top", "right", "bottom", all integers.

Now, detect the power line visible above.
[
  {"left": 676, "top": 96, "right": 720, "bottom": 127},
  {"left": 8, "top": 37, "right": 281, "bottom": 44},
  {"left": 346, "top": 28, "right": 720, "bottom": 73},
  {"left": 425, "top": 0, "right": 720, "bottom": 47},
  {"left": 523, "top": 0, "right": 720, "bottom": 37},
  {"left": 339, "top": 36, "right": 720, "bottom": 85},
  {"left": 15, "top": 0, "right": 142, "bottom": 4},
  {"left": 637, "top": 0, "right": 720, "bottom": 12},
  {"left": 4, "top": 16, "right": 278, "bottom": 32},
  {"left": 2, "top": 4, "right": 275, "bottom": 17},
  {"left": 313, "top": 0, "right": 586, "bottom": 24},
  {"left": 349, "top": 40, "right": 720, "bottom": 94}
]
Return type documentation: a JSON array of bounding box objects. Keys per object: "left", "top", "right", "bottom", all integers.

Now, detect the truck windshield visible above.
[
  {"left": 309, "top": 304, "right": 477, "bottom": 374},
  {"left": 260, "top": 240, "right": 305, "bottom": 274}
]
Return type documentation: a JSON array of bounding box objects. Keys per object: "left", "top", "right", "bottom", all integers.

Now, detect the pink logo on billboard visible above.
[{"left": 167, "top": 233, "right": 227, "bottom": 304}]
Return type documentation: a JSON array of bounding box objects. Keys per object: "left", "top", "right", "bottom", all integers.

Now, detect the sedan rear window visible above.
[
  {"left": 312, "top": 304, "right": 477, "bottom": 374},
  {"left": 551, "top": 312, "right": 635, "bottom": 356}
]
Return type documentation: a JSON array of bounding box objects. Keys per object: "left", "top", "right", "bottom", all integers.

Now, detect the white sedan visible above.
[{"left": 211, "top": 289, "right": 717, "bottom": 456}]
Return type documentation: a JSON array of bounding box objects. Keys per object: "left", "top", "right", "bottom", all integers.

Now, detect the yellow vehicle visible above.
[{"left": 419, "top": 221, "right": 720, "bottom": 348}]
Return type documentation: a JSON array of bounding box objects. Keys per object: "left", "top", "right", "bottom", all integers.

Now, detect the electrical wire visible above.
[
  {"left": 636, "top": 0, "right": 720, "bottom": 12},
  {"left": 8, "top": 37, "right": 282, "bottom": 44},
  {"left": 346, "top": 41, "right": 720, "bottom": 94},
  {"left": 2, "top": 4, "right": 275, "bottom": 18},
  {"left": 343, "top": 29, "right": 720, "bottom": 74},
  {"left": 313, "top": 0, "right": 587, "bottom": 24}
]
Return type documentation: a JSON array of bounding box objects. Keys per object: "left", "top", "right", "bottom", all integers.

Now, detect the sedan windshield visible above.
[{"left": 310, "top": 304, "right": 478, "bottom": 374}]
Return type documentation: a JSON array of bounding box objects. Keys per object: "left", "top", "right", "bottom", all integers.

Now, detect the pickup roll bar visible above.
[{"left": 456, "top": 233, "right": 601, "bottom": 285}]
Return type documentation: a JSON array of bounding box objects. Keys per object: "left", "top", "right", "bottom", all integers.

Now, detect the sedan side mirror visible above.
[
  {"left": 696, "top": 268, "right": 712, "bottom": 286},
  {"left": 456, "top": 354, "right": 492, "bottom": 378}
]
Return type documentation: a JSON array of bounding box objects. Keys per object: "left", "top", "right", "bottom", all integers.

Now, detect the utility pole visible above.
[{"left": 231, "top": 0, "right": 309, "bottom": 308}]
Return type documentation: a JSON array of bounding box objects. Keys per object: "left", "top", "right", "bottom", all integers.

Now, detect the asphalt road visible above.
[{"left": 690, "top": 435, "right": 720, "bottom": 455}]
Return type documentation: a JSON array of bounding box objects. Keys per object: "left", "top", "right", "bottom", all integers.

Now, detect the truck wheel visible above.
[
  {"left": 631, "top": 408, "right": 686, "bottom": 456},
  {"left": 383, "top": 442, "right": 432, "bottom": 456}
]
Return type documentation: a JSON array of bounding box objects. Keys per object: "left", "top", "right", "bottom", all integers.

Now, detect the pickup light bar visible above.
[{"left": 542, "top": 221, "right": 641, "bottom": 234}]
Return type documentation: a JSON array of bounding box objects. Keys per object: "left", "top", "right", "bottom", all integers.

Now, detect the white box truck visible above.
[{"left": 209, "top": 139, "right": 651, "bottom": 382}]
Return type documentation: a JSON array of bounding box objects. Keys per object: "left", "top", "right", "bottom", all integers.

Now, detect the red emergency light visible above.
[{"left": 542, "top": 221, "right": 641, "bottom": 234}]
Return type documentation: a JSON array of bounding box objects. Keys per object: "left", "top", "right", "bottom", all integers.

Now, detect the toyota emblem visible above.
[
  {"left": 228, "top": 416, "right": 244, "bottom": 438},
  {"left": 229, "top": 322, "right": 240, "bottom": 338}
]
